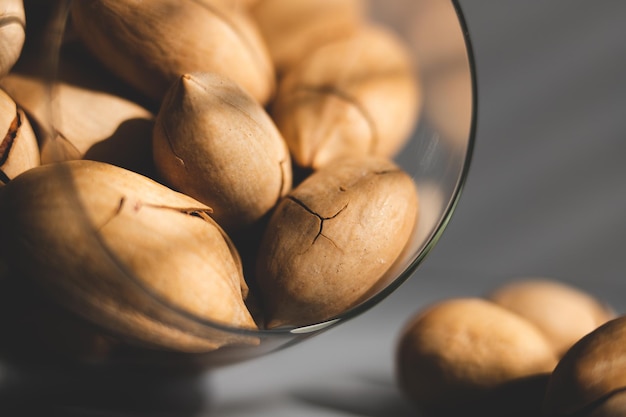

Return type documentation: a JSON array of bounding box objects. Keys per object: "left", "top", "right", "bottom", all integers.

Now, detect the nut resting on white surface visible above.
[
  {"left": 255, "top": 155, "right": 419, "bottom": 328},
  {"left": 70, "top": 0, "right": 276, "bottom": 104},
  {"left": 0, "top": 160, "right": 258, "bottom": 352},
  {"left": 396, "top": 297, "right": 558, "bottom": 417},
  {"left": 543, "top": 316, "right": 626, "bottom": 417},
  {"left": 152, "top": 72, "right": 292, "bottom": 233},
  {"left": 487, "top": 278, "right": 615, "bottom": 358},
  {"left": 0, "top": 87, "right": 39, "bottom": 184}
]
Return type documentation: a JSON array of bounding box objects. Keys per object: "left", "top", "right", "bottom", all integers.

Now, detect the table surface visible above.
[{"left": 2, "top": 1, "right": 626, "bottom": 416}]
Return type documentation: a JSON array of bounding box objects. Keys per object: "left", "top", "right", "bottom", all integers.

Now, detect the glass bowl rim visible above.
[{"left": 112, "top": 0, "right": 479, "bottom": 339}]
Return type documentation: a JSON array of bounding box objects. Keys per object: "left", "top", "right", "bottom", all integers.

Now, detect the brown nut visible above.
[
  {"left": 487, "top": 278, "right": 615, "bottom": 358},
  {"left": 543, "top": 316, "right": 626, "bottom": 417},
  {"left": 251, "top": 0, "right": 366, "bottom": 75},
  {"left": 152, "top": 72, "right": 292, "bottom": 233},
  {"left": 1, "top": 45, "right": 155, "bottom": 174},
  {"left": 255, "top": 155, "right": 419, "bottom": 328},
  {"left": 0, "top": 87, "right": 39, "bottom": 184},
  {"left": 369, "top": 0, "right": 469, "bottom": 72},
  {"left": 396, "top": 298, "right": 559, "bottom": 417},
  {"left": 0, "top": 160, "right": 258, "bottom": 352},
  {"left": 0, "top": 0, "right": 25, "bottom": 79},
  {"left": 271, "top": 24, "right": 421, "bottom": 169},
  {"left": 70, "top": 0, "right": 275, "bottom": 105},
  {"left": 205, "top": 0, "right": 260, "bottom": 9}
]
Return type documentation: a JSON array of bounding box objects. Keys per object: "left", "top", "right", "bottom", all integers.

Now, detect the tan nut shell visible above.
[
  {"left": 0, "top": 160, "right": 257, "bottom": 352},
  {"left": 0, "top": 87, "right": 39, "bottom": 184},
  {"left": 206, "top": 0, "right": 260, "bottom": 10},
  {"left": 543, "top": 316, "right": 626, "bottom": 417},
  {"left": 251, "top": 0, "right": 366, "bottom": 74},
  {"left": 70, "top": 0, "right": 275, "bottom": 104},
  {"left": 396, "top": 298, "right": 558, "bottom": 417},
  {"left": 0, "top": 0, "right": 25, "bottom": 79},
  {"left": 256, "top": 156, "right": 418, "bottom": 328},
  {"left": 271, "top": 24, "right": 421, "bottom": 169},
  {"left": 153, "top": 72, "right": 292, "bottom": 233},
  {"left": 487, "top": 278, "right": 615, "bottom": 357},
  {"left": 1, "top": 47, "right": 154, "bottom": 174}
]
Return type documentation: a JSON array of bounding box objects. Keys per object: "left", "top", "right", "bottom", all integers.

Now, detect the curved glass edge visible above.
[
  {"left": 141, "top": 0, "right": 480, "bottom": 339},
  {"left": 2, "top": 0, "right": 478, "bottom": 356},
  {"left": 308, "top": 0, "right": 478, "bottom": 329}
]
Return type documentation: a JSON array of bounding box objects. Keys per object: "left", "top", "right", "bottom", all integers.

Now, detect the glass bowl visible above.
[{"left": 0, "top": 0, "right": 475, "bottom": 376}]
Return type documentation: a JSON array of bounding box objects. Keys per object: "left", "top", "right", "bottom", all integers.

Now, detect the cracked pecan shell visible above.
[
  {"left": 153, "top": 72, "right": 292, "bottom": 233},
  {"left": 255, "top": 155, "right": 419, "bottom": 328},
  {"left": 0, "top": 160, "right": 258, "bottom": 352}
]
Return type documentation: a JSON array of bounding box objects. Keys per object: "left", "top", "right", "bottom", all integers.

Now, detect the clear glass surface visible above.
[{"left": 0, "top": 0, "right": 476, "bottom": 373}]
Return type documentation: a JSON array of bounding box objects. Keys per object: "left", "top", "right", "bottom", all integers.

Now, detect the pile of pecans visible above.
[
  {"left": 0, "top": 0, "right": 423, "bottom": 356},
  {"left": 396, "top": 277, "right": 624, "bottom": 417}
]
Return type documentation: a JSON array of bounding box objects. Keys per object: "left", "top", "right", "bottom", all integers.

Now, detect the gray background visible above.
[
  {"left": 2, "top": 1, "right": 626, "bottom": 416},
  {"left": 207, "top": 1, "right": 626, "bottom": 416}
]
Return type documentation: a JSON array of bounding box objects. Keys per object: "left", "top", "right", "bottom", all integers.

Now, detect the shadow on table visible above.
[
  {"left": 0, "top": 364, "right": 211, "bottom": 417},
  {"left": 291, "top": 372, "right": 550, "bottom": 417},
  {"left": 291, "top": 372, "right": 420, "bottom": 417}
]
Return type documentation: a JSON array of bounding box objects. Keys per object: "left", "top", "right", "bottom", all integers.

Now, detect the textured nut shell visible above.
[
  {"left": 0, "top": 160, "right": 257, "bottom": 352},
  {"left": 251, "top": 0, "right": 365, "bottom": 74},
  {"left": 0, "top": 0, "right": 25, "bottom": 79},
  {"left": 0, "top": 88, "right": 39, "bottom": 184},
  {"left": 272, "top": 24, "right": 421, "bottom": 169},
  {"left": 206, "top": 0, "right": 259, "bottom": 9},
  {"left": 543, "top": 316, "right": 626, "bottom": 416},
  {"left": 153, "top": 72, "right": 291, "bottom": 232},
  {"left": 396, "top": 298, "right": 558, "bottom": 417},
  {"left": 488, "top": 278, "right": 615, "bottom": 357},
  {"left": 1, "top": 50, "right": 154, "bottom": 171},
  {"left": 256, "top": 156, "right": 418, "bottom": 328},
  {"left": 70, "top": 0, "right": 275, "bottom": 104}
]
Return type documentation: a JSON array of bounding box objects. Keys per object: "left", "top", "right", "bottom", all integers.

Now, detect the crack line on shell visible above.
[
  {"left": 97, "top": 197, "right": 214, "bottom": 231},
  {"left": 96, "top": 196, "right": 127, "bottom": 231},
  {"left": 288, "top": 196, "right": 348, "bottom": 250}
]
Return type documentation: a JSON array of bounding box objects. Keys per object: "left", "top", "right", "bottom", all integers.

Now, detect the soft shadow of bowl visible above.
[
  {"left": 0, "top": 365, "right": 211, "bottom": 417},
  {"left": 291, "top": 373, "right": 420, "bottom": 417}
]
